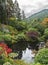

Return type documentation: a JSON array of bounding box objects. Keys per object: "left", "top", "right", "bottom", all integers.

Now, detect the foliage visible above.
[
  {"left": 26, "top": 30, "right": 40, "bottom": 42},
  {"left": 28, "top": 28, "right": 37, "bottom": 31},
  {"left": 0, "top": 1, "right": 48, "bottom": 65},
  {"left": 0, "top": 42, "right": 28, "bottom": 65},
  {"left": 15, "top": 21, "right": 27, "bottom": 31},
  {"left": 33, "top": 22, "right": 45, "bottom": 35},
  {"left": 0, "top": 43, "right": 13, "bottom": 65},
  {"left": 39, "top": 35, "right": 45, "bottom": 42},
  {"left": 30, "top": 62, "right": 42, "bottom": 65},
  {"left": 44, "top": 28, "right": 48, "bottom": 39},
  {"left": 45, "top": 40, "right": 48, "bottom": 48},
  {"left": 41, "top": 18, "right": 48, "bottom": 27},
  {"left": 9, "top": 53, "right": 18, "bottom": 58},
  {"left": 15, "top": 60, "right": 28, "bottom": 65},
  {"left": 35, "top": 48, "right": 48, "bottom": 65},
  {"left": 3, "top": 62, "right": 12, "bottom": 65},
  {"left": 0, "top": 43, "right": 12, "bottom": 55}
]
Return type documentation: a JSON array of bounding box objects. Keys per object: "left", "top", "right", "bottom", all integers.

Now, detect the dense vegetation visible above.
[{"left": 0, "top": 0, "right": 48, "bottom": 65}]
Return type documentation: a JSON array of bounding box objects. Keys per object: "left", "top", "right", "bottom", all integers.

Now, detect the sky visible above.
[{"left": 13, "top": 0, "right": 48, "bottom": 17}]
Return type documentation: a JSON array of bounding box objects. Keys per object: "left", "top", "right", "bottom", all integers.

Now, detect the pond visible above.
[
  {"left": 7, "top": 40, "right": 45, "bottom": 63},
  {"left": 21, "top": 48, "right": 35, "bottom": 63},
  {"left": 12, "top": 40, "right": 39, "bottom": 63}
]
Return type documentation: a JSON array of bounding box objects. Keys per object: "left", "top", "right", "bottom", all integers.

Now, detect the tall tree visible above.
[
  {"left": 6, "top": 0, "right": 14, "bottom": 18},
  {"left": 0, "top": 0, "right": 7, "bottom": 23},
  {"left": 13, "top": 0, "right": 21, "bottom": 21},
  {"left": 0, "top": 0, "right": 14, "bottom": 24},
  {"left": 21, "top": 10, "right": 26, "bottom": 20}
]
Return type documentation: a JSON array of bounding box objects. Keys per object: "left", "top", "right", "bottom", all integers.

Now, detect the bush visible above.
[
  {"left": 30, "top": 62, "right": 42, "bottom": 65},
  {"left": 0, "top": 59, "right": 5, "bottom": 65},
  {"left": 3, "top": 62, "right": 12, "bottom": 65},
  {"left": 35, "top": 48, "right": 48, "bottom": 65},
  {"left": 15, "top": 60, "right": 28, "bottom": 65},
  {"left": 9, "top": 53, "right": 18, "bottom": 58},
  {"left": 44, "top": 28, "right": 48, "bottom": 39},
  {"left": 35, "top": 63, "right": 42, "bottom": 65}
]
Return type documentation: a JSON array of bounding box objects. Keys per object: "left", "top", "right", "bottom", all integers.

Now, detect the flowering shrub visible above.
[
  {"left": 0, "top": 42, "right": 13, "bottom": 65},
  {"left": 0, "top": 42, "right": 12, "bottom": 55}
]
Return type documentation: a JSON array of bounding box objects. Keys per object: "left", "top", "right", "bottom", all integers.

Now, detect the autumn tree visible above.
[{"left": 41, "top": 18, "right": 48, "bottom": 27}]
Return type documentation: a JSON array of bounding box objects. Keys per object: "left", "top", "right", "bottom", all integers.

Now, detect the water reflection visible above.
[
  {"left": 12, "top": 40, "right": 37, "bottom": 62},
  {"left": 22, "top": 48, "right": 35, "bottom": 63}
]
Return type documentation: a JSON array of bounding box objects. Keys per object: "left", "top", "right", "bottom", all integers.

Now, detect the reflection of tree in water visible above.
[
  {"left": 12, "top": 38, "right": 39, "bottom": 59},
  {"left": 12, "top": 39, "right": 28, "bottom": 59}
]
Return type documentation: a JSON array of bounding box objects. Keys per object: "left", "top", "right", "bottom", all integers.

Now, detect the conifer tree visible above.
[{"left": 14, "top": 0, "right": 21, "bottom": 21}]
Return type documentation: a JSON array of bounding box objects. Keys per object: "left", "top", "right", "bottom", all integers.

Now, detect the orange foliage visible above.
[{"left": 41, "top": 18, "right": 48, "bottom": 26}]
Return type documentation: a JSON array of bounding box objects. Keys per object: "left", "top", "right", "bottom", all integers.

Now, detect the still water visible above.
[
  {"left": 21, "top": 48, "right": 35, "bottom": 63},
  {"left": 12, "top": 43, "right": 36, "bottom": 63}
]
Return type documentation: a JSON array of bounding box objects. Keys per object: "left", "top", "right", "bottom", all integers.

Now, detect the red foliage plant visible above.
[
  {"left": 0, "top": 42, "right": 12, "bottom": 54},
  {"left": 26, "top": 31, "right": 39, "bottom": 38}
]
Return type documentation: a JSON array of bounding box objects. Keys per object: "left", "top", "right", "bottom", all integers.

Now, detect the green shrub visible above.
[
  {"left": 3, "top": 62, "right": 12, "bottom": 65},
  {"left": 0, "top": 59, "right": 5, "bottom": 65},
  {"left": 44, "top": 28, "right": 48, "bottom": 39},
  {"left": 15, "top": 60, "right": 28, "bottom": 65},
  {"left": 35, "top": 48, "right": 48, "bottom": 65},
  {"left": 30, "top": 62, "right": 42, "bottom": 65},
  {"left": 34, "top": 63, "right": 42, "bottom": 65},
  {"left": 9, "top": 53, "right": 18, "bottom": 58}
]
